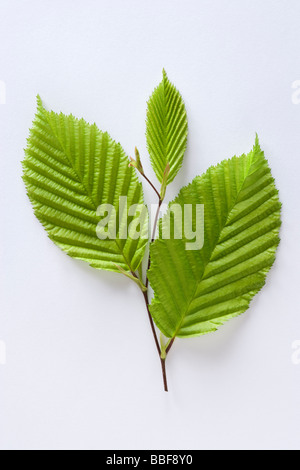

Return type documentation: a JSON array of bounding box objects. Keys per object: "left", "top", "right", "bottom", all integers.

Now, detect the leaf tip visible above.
[
  {"left": 254, "top": 133, "right": 261, "bottom": 150},
  {"left": 36, "top": 94, "right": 43, "bottom": 108},
  {"left": 162, "top": 68, "right": 168, "bottom": 82}
]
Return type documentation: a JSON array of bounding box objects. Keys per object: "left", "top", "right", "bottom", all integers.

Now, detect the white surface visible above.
[{"left": 0, "top": 0, "right": 299, "bottom": 451}]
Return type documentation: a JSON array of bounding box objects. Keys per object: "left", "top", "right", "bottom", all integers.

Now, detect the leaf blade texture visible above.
[
  {"left": 22, "top": 97, "right": 148, "bottom": 273},
  {"left": 146, "top": 70, "right": 188, "bottom": 184},
  {"left": 148, "top": 138, "right": 281, "bottom": 338}
]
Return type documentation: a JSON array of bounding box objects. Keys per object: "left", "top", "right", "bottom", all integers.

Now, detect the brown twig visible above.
[
  {"left": 141, "top": 289, "right": 161, "bottom": 357},
  {"left": 141, "top": 173, "right": 161, "bottom": 201},
  {"left": 166, "top": 337, "right": 175, "bottom": 355},
  {"left": 133, "top": 169, "right": 171, "bottom": 391}
]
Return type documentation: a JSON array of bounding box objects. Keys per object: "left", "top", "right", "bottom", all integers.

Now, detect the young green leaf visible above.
[
  {"left": 148, "top": 137, "right": 281, "bottom": 338},
  {"left": 146, "top": 69, "right": 188, "bottom": 185},
  {"left": 23, "top": 97, "right": 148, "bottom": 273}
]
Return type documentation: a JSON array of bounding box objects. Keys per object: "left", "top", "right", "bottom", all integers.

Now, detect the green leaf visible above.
[
  {"left": 22, "top": 96, "right": 148, "bottom": 273},
  {"left": 148, "top": 137, "right": 281, "bottom": 338},
  {"left": 146, "top": 69, "right": 188, "bottom": 185}
]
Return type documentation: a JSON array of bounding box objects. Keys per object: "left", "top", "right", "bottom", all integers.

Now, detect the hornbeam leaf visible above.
[
  {"left": 146, "top": 69, "right": 188, "bottom": 184},
  {"left": 22, "top": 97, "right": 148, "bottom": 273},
  {"left": 148, "top": 137, "right": 281, "bottom": 338}
]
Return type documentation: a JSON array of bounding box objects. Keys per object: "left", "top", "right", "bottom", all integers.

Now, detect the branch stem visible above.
[
  {"left": 142, "top": 290, "right": 161, "bottom": 357},
  {"left": 142, "top": 288, "right": 169, "bottom": 391},
  {"left": 134, "top": 172, "right": 170, "bottom": 391},
  {"left": 160, "top": 358, "right": 168, "bottom": 392},
  {"left": 166, "top": 337, "right": 175, "bottom": 355},
  {"left": 141, "top": 173, "right": 161, "bottom": 201}
]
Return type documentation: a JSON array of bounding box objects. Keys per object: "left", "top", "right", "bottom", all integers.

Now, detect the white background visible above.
[{"left": 0, "top": 0, "right": 299, "bottom": 450}]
